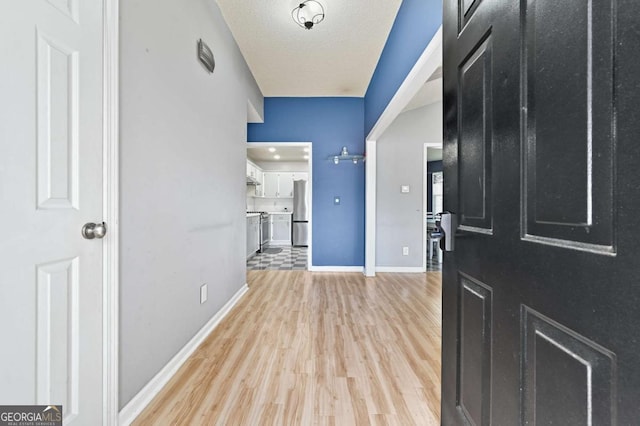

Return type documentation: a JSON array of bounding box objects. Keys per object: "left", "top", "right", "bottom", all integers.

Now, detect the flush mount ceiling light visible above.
[
  {"left": 292, "top": 1, "right": 325, "bottom": 30},
  {"left": 274, "top": 154, "right": 281, "bottom": 160},
  {"left": 268, "top": 147, "right": 276, "bottom": 152}
]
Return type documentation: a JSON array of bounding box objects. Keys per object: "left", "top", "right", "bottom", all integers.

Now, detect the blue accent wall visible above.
[
  {"left": 248, "top": 1, "right": 443, "bottom": 267},
  {"left": 364, "top": 0, "right": 442, "bottom": 136},
  {"left": 248, "top": 97, "right": 365, "bottom": 267}
]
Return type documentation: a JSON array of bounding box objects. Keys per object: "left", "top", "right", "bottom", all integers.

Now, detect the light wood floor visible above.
[{"left": 133, "top": 271, "right": 442, "bottom": 425}]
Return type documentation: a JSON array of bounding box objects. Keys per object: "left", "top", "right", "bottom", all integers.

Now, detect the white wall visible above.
[
  {"left": 119, "top": 0, "right": 262, "bottom": 408},
  {"left": 376, "top": 102, "right": 442, "bottom": 268}
]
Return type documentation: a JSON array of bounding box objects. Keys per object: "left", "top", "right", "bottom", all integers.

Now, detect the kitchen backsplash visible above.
[{"left": 252, "top": 197, "right": 294, "bottom": 212}]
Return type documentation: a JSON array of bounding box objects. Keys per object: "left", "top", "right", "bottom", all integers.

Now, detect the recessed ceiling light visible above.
[
  {"left": 303, "top": 155, "right": 309, "bottom": 160},
  {"left": 274, "top": 154, "right": 281, "bottom": 160},
  {"left": 303, "top": 147, "right": 309, "bottom": 153},
  {"left": 268, "top": 147, "right": 276, "bottom": 153}
]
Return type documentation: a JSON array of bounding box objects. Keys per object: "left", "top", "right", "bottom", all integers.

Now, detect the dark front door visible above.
[{"left": 442, "top": 0, "right": 640, "bottom": 424}]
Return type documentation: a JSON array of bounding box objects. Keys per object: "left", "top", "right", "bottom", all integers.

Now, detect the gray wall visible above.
[
  {"left": 119, "top": 0, "right": 263, "bottom": 408},
  {"left": 376, "top": 102, "right": 442, "bottom": 268}
]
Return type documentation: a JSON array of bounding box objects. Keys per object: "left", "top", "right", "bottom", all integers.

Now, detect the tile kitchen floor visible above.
[{"left": 247, "top": 246, "right": 307, "bottom": 271}]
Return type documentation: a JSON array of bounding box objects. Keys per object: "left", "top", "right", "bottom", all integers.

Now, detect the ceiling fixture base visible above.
[{"left": 292, "top": 1, "right": 325, "bottom": 30}]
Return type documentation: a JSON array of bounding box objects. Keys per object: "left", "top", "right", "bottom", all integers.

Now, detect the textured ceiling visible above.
[{"left": 216, "top": 0, "right": 403, "bottom": 97}]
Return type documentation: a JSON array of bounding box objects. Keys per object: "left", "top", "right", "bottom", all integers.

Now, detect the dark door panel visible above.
[
  {"left": 522, "top": 0, "right": 615, "bottom": 251},
  {"left": 442, "top": 0, "right": 640, "bottom": 423}
]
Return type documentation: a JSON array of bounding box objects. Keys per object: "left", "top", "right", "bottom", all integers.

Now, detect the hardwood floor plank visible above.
[{"left": 133, "top": 271, "right": 441, "bottom": 425}]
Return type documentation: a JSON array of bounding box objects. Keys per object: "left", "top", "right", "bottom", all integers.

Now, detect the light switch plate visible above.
[
  {"left": 402, "top": 246, "right": 409, "bottom": 256},
  {"left": 401, "top": 185, "right": 410, "bottom": 193}
]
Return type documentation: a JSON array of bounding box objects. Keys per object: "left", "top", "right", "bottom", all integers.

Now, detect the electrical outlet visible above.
[
  {"left": 401, "top": 185, "right": 410, "bottom": 193},
  {"left": 200, "top": 284, "right": 208, "bottom": 304},
  {"left": 402, "top": 246, "right": 409, "bottom": 256}
]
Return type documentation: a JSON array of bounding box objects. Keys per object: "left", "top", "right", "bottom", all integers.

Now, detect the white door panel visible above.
[{"left": 0, "top": 0, "right": 104, "bottom": 424}]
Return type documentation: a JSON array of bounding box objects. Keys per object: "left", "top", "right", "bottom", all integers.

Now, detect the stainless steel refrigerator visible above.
[{"left": 292, "top": 180, "right": 309, "bottom": 246}]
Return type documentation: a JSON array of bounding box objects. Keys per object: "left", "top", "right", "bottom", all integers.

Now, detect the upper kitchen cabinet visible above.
[
  {"left": 279, "top": 174, "right": 294, "bottom": 198},
  {"left": 246, "top": 161, "right": 257, "bottom": 179},
  {"left": 255, "top": 169, "right": 264, "bottom": 197},
  {"left": 262, "top": 172, "right": 308, "bottom": 198},
  {"left": 292, "top": 172, "right": 308, "bottom": 182},
  {"left": 246, "top": 160, "right": 264, "bottom": 196},
  {"left": 247, "top": 144, "right": 310, "bottom": 198},
  {"left": 263, "top": 172, "right": 280, "bottom": 198}
]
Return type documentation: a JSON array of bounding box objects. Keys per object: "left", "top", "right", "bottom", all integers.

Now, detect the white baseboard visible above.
[
  {"left": 376, "top": 266, "right": 425, "bottom": 273},
  {"left": 308, "top": 266, "right": 364, "bottom": 273},
  {"left": 118, "top": 283, "right": 250, "bottom": 426}
]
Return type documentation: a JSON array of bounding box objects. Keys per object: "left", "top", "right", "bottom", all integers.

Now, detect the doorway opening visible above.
[
  {"left": 245, "top": 142, "right": 313, "bottom": 272},
  {"left": 424, "top": 145, "right": 443, "bottom": 272}
]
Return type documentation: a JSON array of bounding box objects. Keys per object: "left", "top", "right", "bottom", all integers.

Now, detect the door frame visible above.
[
  {"left": 246, "top": 141, "right": 313, "bottom": 270},
  {"left": 102, "top": 0, "right": 120, "bottom": 423},
  {"left": 364, "top": 27, "right": 443, "bottom": 276},
  {"left": 422, "top": 142, "right": 443, "bottom": 272}
]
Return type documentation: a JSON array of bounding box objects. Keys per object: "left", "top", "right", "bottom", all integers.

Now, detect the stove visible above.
[
  {"left": 247, "top": 211, "right": 270, "bottom": 220},
  {"left": 247, "top": 211, "right": 270, "bottom": 252}
]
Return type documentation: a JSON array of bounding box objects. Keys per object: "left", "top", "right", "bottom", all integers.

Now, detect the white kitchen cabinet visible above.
[
  {"left": 247, "top": 160, "right": 265, "bottom": 197},
  {"left": 261, "top": 172, "right": 306, "bottom": 198},
  {"left": 246, "top": 162, "right": 257, "bottom": 179},
  {"left": 270, "top": 213, "right": 292, "bottom": 245},
  {"left": 292, "top": 172, "right": 308, "bottom": 182},
  {"left": 263, "top": 172, "right": 280, "bottom": 198},
  {"left": 255, "top": 169, "right": 264, "bottom": 197},
  {"left": 279, "top": 174, "right": 294, "bottom": 198},
  {"left": 246, "top": 215, "right": 260, "bottom": 258}
]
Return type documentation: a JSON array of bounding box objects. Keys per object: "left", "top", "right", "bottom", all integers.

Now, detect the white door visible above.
[{"left": 0, "top": 1, "right": 105, "bottom": 424}]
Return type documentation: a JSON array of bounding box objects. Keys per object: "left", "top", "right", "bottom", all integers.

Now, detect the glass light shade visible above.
[{"left": 292, "top": 1, "right": 325, "bottom": 30}]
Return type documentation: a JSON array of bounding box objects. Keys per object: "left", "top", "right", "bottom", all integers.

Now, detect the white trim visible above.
[
  {"left": 118, "top": 283, "right": 250, "bottom": 426},
  {"left": 247, "top": 99, "right": 264, "bottom": 124},
  {"left": 422, "top": 144, "right": 428, "bottom": 273},
  {"left": 364, "top": 26, "right": 443, "bottom": 277},
  {"left": 364, "top": 140, "right": 377, "bottom": 277},
  {"left": 246, "top": 142, "right": 313, "bottom": 269},
  {"left": 102, "top": 0, "right": 120, "bottom": 424},
  {"left": 422, "top": 142, "right": 443, "bottom": 273},
  {"left": 365, "top": 27, "right": 443, "bottom": 143},
  {"left": 375, "top": 266, "right": 426, "bottom": 273},
  {"left": 308, "top": 266, "right": 364, "bottom": 273}
]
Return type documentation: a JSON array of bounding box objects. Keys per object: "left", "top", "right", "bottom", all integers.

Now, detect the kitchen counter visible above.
[
  {"left": 246, "top": 213, "right": 261, "bottom": 218},
  {"left": 268, "top": 211, "right": 293, "bottom": 215}
]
